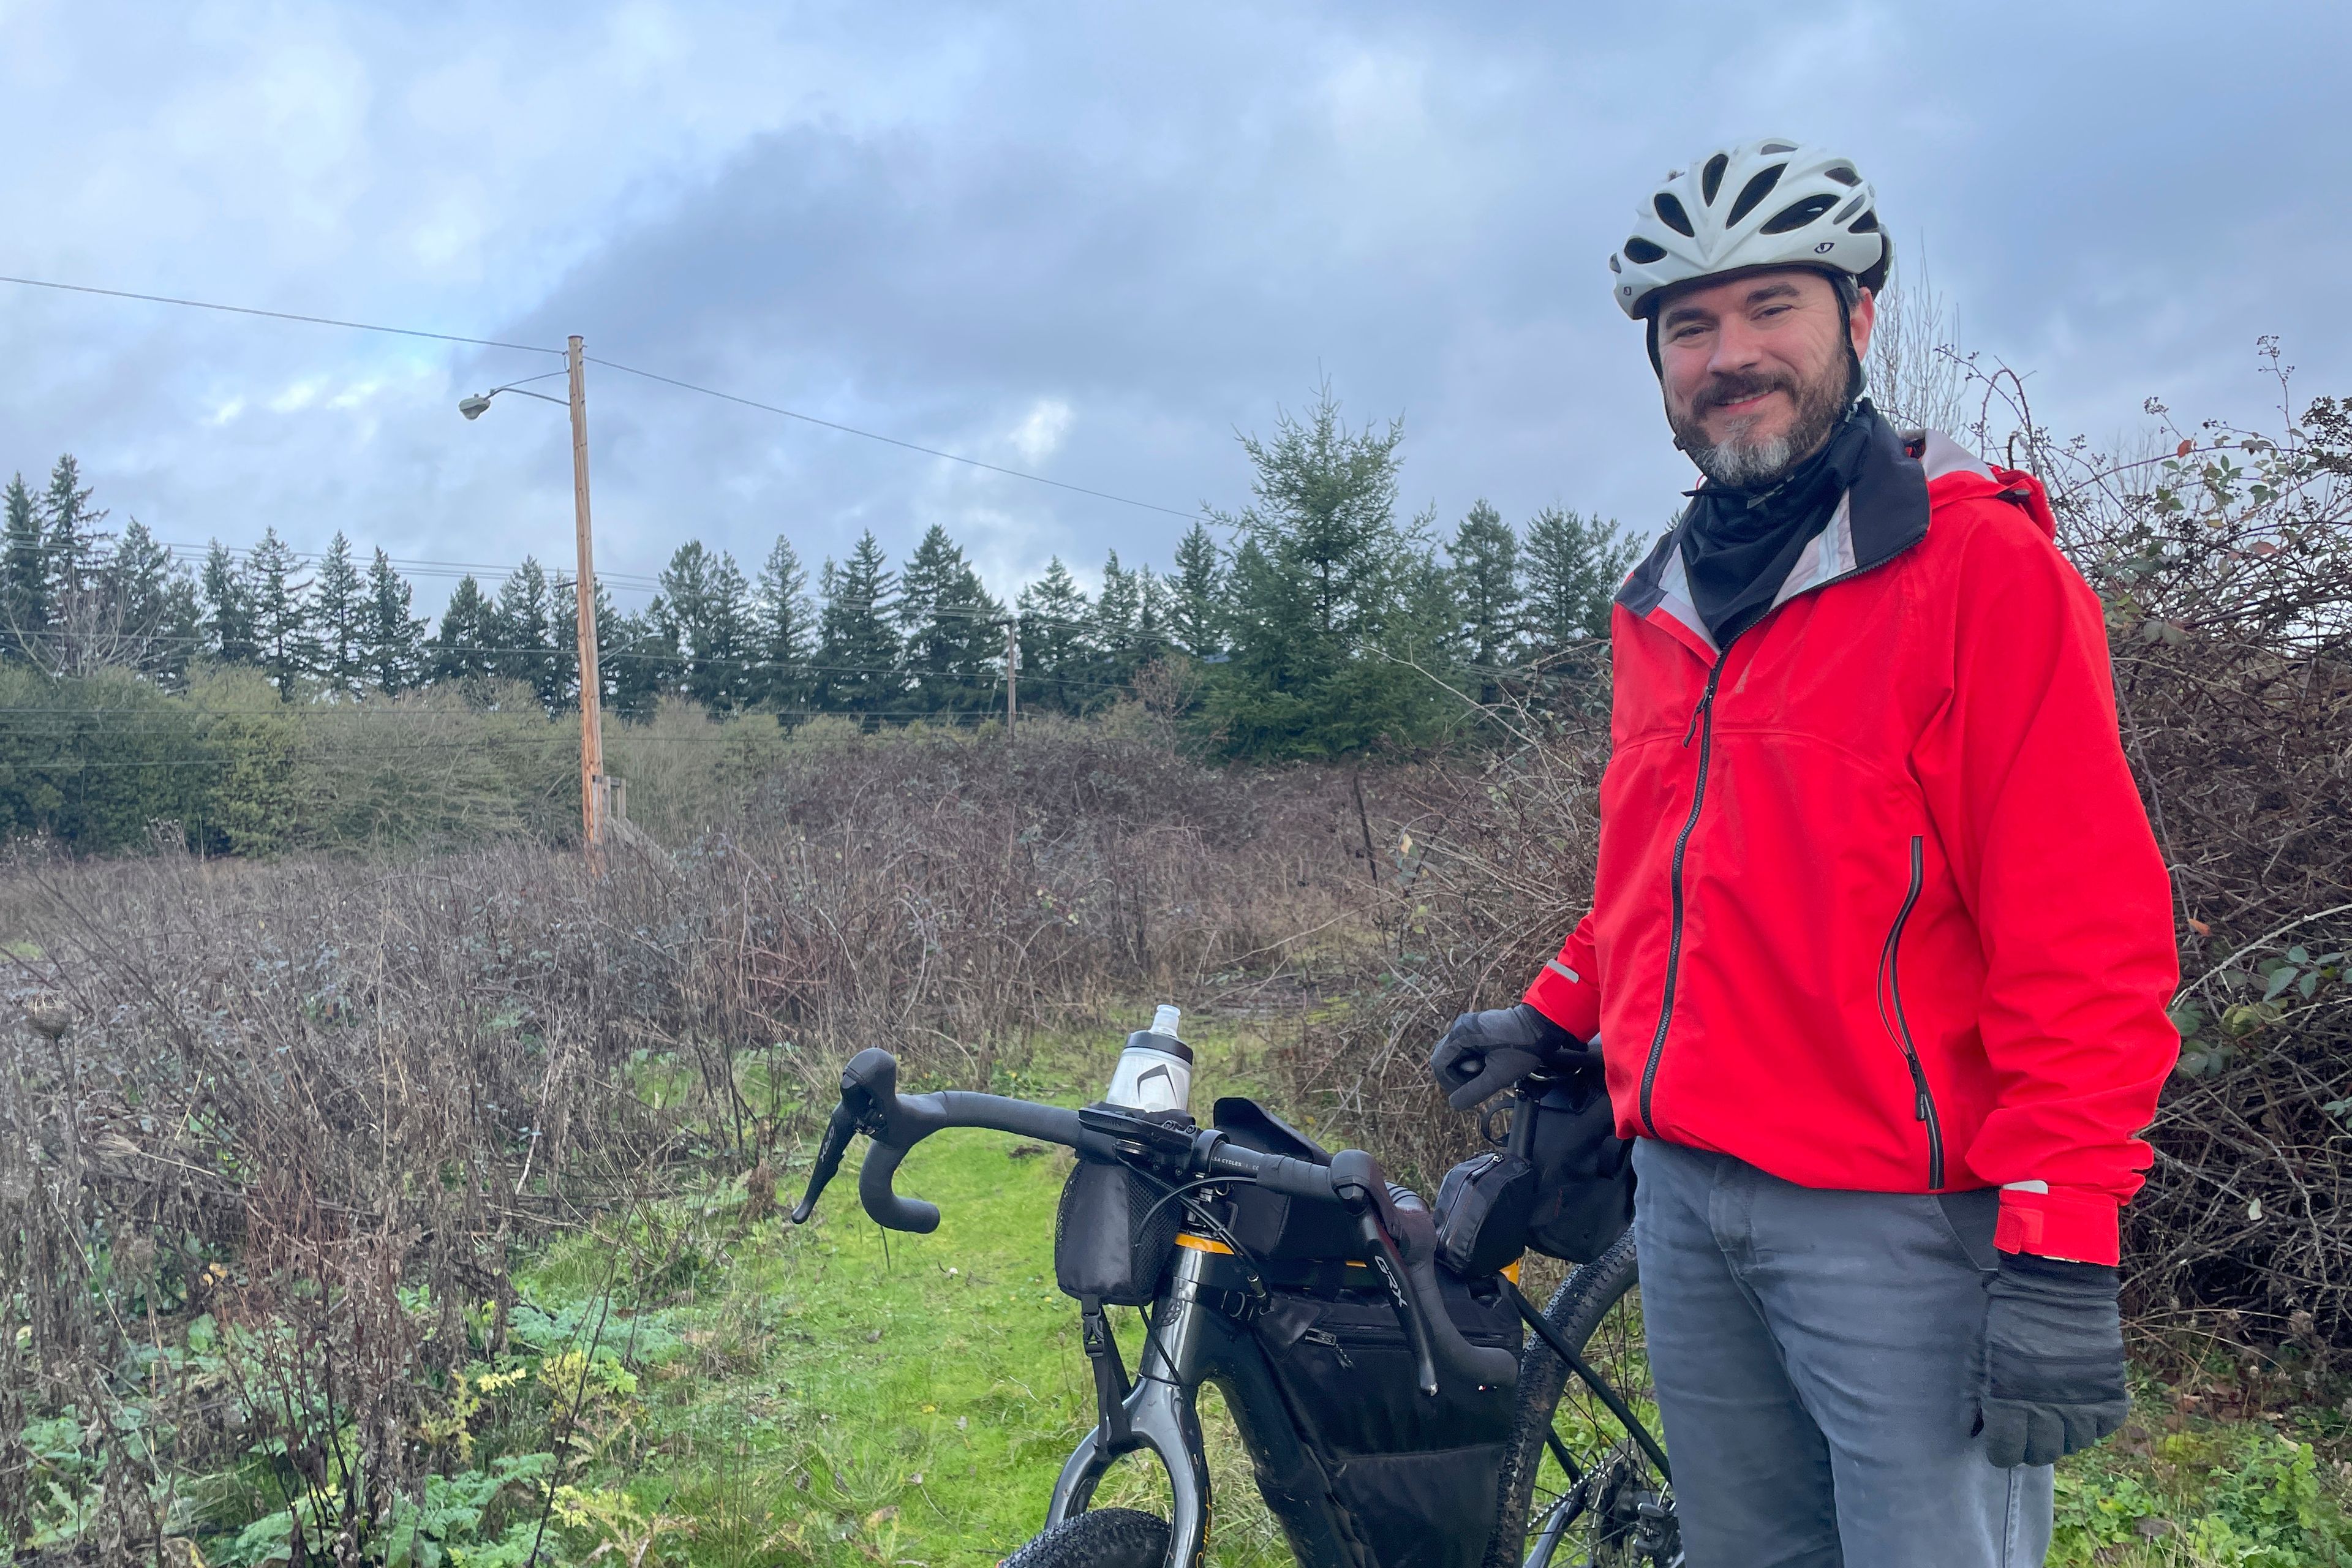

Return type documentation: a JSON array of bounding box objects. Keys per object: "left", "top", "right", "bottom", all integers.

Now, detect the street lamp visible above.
[{"left": 458, "top": 337, "right": 609, "bottom": 856}]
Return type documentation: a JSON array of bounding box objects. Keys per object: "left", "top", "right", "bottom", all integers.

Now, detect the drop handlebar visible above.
[{"left": 793, "top": 1047, "right": 1518, "bottom": 1398}]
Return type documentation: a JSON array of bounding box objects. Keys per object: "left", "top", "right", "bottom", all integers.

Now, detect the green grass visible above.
[
  {"left": 481, "top": 1022, "right": 1298, "bottom": 1568},
  {"left": 156, "top": 1020, "right": 2352, "bottom": 1567}
]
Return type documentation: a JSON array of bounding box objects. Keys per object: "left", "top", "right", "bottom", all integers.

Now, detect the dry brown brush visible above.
[{"left": 0, "top": 723, "right": 1364, "bottom": 1556}]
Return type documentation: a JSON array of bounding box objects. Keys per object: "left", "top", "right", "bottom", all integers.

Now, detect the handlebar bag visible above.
[
  {"left": 1432, "top": 1152, "right": 1538, "bottom": 1277},
  {"left": 1212, "top": 1098, "right": 1362, "bottom": 1264},
  {"left": 1053, "top": 1154, "right": 1182, "bottom": 1308},
  {"left": 1253, "top": 1272, "right": 1522, "bottom": 1568},
  {"left": 1521, "top": 1077, "right": 1635, "bottom": 1265}
]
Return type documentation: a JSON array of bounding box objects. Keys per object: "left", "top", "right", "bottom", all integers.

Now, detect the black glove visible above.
[
  {"left": 1978, "top": 1251, "right": 2130, "bottom": 1468},
  {"left": 1428, "top": 1003, "right": 1595, "bottom": 1111}
]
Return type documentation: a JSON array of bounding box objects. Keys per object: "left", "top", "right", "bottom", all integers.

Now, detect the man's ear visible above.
[{"left": 1849, "top": 286, "right": 1878, "bottom": 361}]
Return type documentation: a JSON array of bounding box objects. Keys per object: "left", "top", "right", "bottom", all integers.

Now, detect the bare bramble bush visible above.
[
  {"left": 0, "top": 722, "right": 1363, "bottom": 1556},
  {"left": 1282, "top": 350, "right": 2352, "bottom": 1351}
]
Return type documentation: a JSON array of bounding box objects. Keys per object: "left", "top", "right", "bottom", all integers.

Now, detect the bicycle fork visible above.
[{"left": 1047, "top": 1257, "right": 1216, "bottom": 1568}]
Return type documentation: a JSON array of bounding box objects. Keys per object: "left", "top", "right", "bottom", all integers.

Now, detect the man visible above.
[{"left": 1433, "top": 138, "right": 2179, "bottom": 1564}]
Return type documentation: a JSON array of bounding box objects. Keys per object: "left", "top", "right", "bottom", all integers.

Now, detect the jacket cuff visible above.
[
  {"left": 1521, "top": 959, "right": 1602, "bottom": 1043},
  {"left": 1995, "top": 1185, "right": 2120, "bottom": 1267}
]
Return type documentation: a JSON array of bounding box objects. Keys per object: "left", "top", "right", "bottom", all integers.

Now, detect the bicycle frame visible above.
[{"left": 1050, "top": 1240, "right": 1370, "bottom": 1568}]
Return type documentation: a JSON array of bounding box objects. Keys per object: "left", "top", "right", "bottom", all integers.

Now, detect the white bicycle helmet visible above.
[{"left": 1609, "top": 137, "right": 1890, "bottom": 320}]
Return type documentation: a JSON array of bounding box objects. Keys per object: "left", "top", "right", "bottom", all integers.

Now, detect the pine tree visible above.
[
  {"left": 2, "top": 473, "right": 51, "bottom": 658},
  {"left": 660, "top": 541, "right": 753, "bottom": 712},
  {"left": 897, "top": 524, "right": 1002, "bottom": 715},
  {"left": 607, "top": 599, "right": 680, "bottom": 720},
  {"left": 310, "top": 532, "right": 366, "bottom": 695},
  {"left": 753, "top": 534, "right": 815, "bottom": 712},
  {"left": 1210, "top": 384, "right": 1449, "bottom": 759},
  {"left": 246, "top": 528, "right": 318, "bottom": 694},
  {"left": 1168, "top": 522, "right": 1224, "bottom": 658},
  {"left": 813, "top": 532, "right": 902, "bottom": 716},
  {"left": 428, "top": 575, "right": 498, "bottom": 687},
  {"left": 1014, "top": 558, "right": 1093, "bottom": 715},
  {"left": 363, "top": 549, "right": 428, "bottom": 694},
  {"left": 40, "top": 455, "right": 106, "bottom": 605},
  {"left": 103, "top": 519, "right": 189, "bottom": 679},
  {"left": 489, "top": 557, "right": 559, "bottom": 709},
  {"left": 201, "top": 541, "right": 258, "bottom": 666},
  {"left": 1521, "top": 507, "right": 1636, "bottom": 660},
  {"left": 1451, "top": 500, "right": 1522, "bottom": 701}
]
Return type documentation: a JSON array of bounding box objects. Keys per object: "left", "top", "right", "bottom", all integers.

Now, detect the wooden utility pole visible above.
[
  {"left": 1005, "top": 615, "right": 1019, "bottom": 732},
  {"left": 567, "top": 336, "right": 605, "bottom": 854}
]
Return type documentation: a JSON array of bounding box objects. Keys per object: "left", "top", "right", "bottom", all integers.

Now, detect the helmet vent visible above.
[
  {"left": 1760, "top": 194, "right": 1838, "bottom": 235},
  {"left": 1833, "top": 194, "right": 1866, "bottom": 224},
  {"left": 1701, "top": 153, "right": 1728, "bottom": 205},
  {"left": 1653, "top": 192, "right": 1695, "bottom": 237},
  {"left": 1825, "top": 165, "right": 1861, "bottom": 187},
  {"left": 1623, "top": 237, "right": 1668, "bottom": 265},
  {"left": 1608, "top": 254, "right": 1623, "bottom": 273},
  {"left": 1849, "top": 208, "right": 1881, "bottom": 233},
  {"left": 1760, "top": 140, "right": 1797, "bottom": 155},
  {"left": 1726, "top": 164, "right": 1785, "bottom": 226}
]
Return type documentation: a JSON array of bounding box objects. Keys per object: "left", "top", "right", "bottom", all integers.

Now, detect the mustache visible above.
[{"left": 1692, "top": 372, "right": 1794, "bottom": 416}]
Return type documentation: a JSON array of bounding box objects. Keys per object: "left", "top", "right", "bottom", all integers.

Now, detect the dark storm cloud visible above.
[{"left": 3, "top": 0, "right": 2346, "bottom": 605}]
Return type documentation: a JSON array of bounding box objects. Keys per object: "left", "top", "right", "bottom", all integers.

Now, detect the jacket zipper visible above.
[
  {"left": 1878, "top": 834, "right": 1944, "bottom": 1188},
  {"left": 1638, "top": 652, "right": 1728, "bottom": 1136}
]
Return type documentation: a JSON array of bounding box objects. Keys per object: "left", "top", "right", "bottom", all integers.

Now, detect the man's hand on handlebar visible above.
[{"left": 1428, "top": 1002, "right": 1599, "bottom": 1110}]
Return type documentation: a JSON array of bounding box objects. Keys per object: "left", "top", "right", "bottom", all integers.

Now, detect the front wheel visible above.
[
  {"left": 1494, "top": 1234, "right": 1679, "bottom": 1567},
  {"left": 1000, "top": 1507, "right": 1172, "bottom": 1568}
]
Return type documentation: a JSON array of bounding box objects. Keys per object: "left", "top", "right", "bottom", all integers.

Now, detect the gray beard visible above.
[
  {"left": 1686, "top": 428, "right": 1802, "bottom": 489},
  {"left": 1670, "top": 358, "right": 1853, "bottom": 491}
]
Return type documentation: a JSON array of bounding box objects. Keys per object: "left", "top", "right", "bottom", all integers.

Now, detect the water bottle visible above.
[{"left": 1102, "top": 1003, "right": 1193, "bottom": 1114}]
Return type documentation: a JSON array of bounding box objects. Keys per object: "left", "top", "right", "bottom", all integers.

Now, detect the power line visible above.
[
  {"left": 0, "top": 274, "right": 562, "bottom": 357},
  {"left": 0, "top": 272, "right": 1204, "bottom": 521},
  {"left": 590, "top": 356, "right": 1202, "bottom": 522}
]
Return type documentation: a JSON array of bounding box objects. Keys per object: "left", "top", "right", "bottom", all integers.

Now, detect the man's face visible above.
[{"left": 1656, "top": 269, "right": 1876, "bottom": 489}]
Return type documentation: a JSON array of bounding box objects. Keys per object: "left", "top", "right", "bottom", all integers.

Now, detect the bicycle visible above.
[{"left": 790, "top": 1044, "right": 1678, "bottom": 1568}]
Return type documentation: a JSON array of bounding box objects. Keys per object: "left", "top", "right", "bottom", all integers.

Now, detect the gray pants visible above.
[{"left": 1632, "top": 1138, "right": 2053, "bottom": 1567}]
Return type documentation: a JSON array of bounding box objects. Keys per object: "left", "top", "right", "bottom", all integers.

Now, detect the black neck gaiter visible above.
[{"left": 1679, "top": 399, "right": 1879, "bottom": 647}]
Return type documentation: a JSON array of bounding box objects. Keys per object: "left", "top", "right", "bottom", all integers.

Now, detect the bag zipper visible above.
[
  {"left": 1877, "top": 834, "right": 1944, "bottom": 1188},
  {"left": 1638, "top": 652, "right": 1728, "bottom": 1136}
]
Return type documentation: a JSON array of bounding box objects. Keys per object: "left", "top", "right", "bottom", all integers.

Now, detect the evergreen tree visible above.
[
  {"left": 40, "top": 455, "right": 105, "bottom": 605},
  {"left": 897, "top": 524, "right": 1002, "bottom": 715},
  {"left": 428, "top": 575, "right": 497, "bottom": 687},
  {"left": 363, "top": 549, "right": 428, "bottom": 693},
  {"left": 489, "top": 557, "right": 561, "bottom": 710},
  {"left": 1014, "top": 558, "right": 1093, "bottom": 715},
  {"left": 201, "top": 540, "right": 258, "bottom": 666},
  {"left": 660, "top": 541, "right": 753, "bottom": 712},
  {"left": 1521, "top": 507, "right": 1636, "bottom": 660},
  {"left": 102, "top": 519, "right": 192, "bottom": 680},
  {"left": 1091, "top": 551, "right": 1141, "bottom": 690},
  {"left": 310, "top": 532, "right": 367, "bottom": 695},
  {"left": 1168, "top": 522, "right": 1225, "bottom": 658},
  {"left": 1451, "top": 499, "right": 1522, "bottom": 701},
  {"left": 607, "top": 598, "right": 680, "bottom": 720},
  {"left": 813, "top": 532, "right": 902, "bottom": 715},
  {"left": 753, "top": 534, "right": 815, "bottom": 712},
  {"left": 2, "top": 473, "right": 51, "bottom": 658},
  {"left": 246, "top": 528, "right": 318, "bottom": 693},
  {"left": 1208, "top": 385, "right": 1449, "bottom": 759}
]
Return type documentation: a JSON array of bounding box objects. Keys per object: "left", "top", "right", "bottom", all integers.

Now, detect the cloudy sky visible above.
[{"left": 2, "top": 0, "right": 2344, "bottom": 611}]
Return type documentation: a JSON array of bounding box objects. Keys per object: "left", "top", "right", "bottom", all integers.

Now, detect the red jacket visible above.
[{"left": 1523, "top": 421, "right": 2179, "bottom": 1266}]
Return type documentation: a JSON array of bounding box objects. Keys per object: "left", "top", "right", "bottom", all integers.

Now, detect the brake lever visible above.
[
  {"left": 1330, "top": 1150, "right": 1441, "bottom": 1398},
  {"left": 790, "top": 1101, "right": 860, "bottom": 1224}
]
